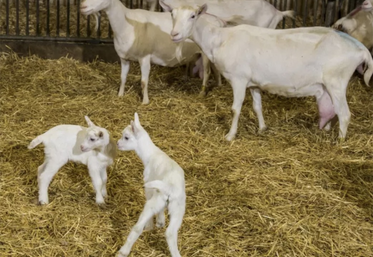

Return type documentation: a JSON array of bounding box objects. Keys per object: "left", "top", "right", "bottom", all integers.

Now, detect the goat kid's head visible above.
[
  {"left": 117, "top": 113, "right": 145, "bottom": 151},
  {"left": 80, "top": 0, "right": 109, "bottom": 16},
  {"left": 160, "top": 1, "right": 207, "bottom": 43},
  {"left": 362, "top": 0, "right": 373, "bottom": 11},
  {"left": 80, "top": 116, "right": 109, "bottom": 152}
]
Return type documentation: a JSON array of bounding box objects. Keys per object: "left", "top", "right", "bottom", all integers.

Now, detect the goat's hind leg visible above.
[
  {"left": 118, "top": 59, "right": 130, "bottom": 97},
  {"left": 165, "top": 200, "right": 186, "bottom": 257},
  {"left": 139, "top": 56, "right": 151, "bottom": 105},
  {"left": 118, "top": 193, "right": 168, "bottom": 257},
  {"left": 38, "top": 158, "right": 67, "bottom": 205},
  {"left": 100, "top": 168, "right": 108, "bottom": 198}
]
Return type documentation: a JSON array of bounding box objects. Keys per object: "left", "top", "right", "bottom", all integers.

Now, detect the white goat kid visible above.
[
  {"left": 117, "top": 113, "right": 186, "bottom": 257},
  {"left": 28, "top": 116, "right": 116, "bottom": 205},
  {"left": 167, "top": 3, "right": 373, "bottom": 141},
  {"left": 80, "top": 0, "right": 213, "bottom": 104}
]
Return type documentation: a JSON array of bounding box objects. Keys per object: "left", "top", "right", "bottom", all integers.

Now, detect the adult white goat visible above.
[
  {"left": 28, "top": 116, "right": 116, "bottom": 204},
  {"left": 161, "top": 0, "right": 294, "bottom": 29},
  {"left": 80, "top": 0, "right": 214, "bottom": 104},
  {"left": 117, "top": 113, "right": 186, "bottom": 257},
  {"left": 164, "top": 2, "right": 373, "bottom": 140}
]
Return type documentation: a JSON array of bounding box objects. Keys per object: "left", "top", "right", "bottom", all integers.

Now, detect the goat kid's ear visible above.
[
  {"left": 85, "top": 116, "right": 95, "bottom": 127},
  {"left": 134, "top": 112, "right": 141, "bottom": 126},
  {"left": 159, "top": 0, "right": 172, "bottom": 12},
  {"left": 198, "top": 4, "right": 208, "bottom": 15}
]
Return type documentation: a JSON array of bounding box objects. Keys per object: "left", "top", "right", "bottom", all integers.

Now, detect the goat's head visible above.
[
  {"left": 117, "top": 113, "right": 146, "bottom": 151},
  {"left": 80, "top": 116, "right": 110, "bottom": 152},
  {"left": 80, "top": 0, "right": 109, "bottom": 15},
  {"left": 160, "top": 1, "right": 207, "bottom": 43}
]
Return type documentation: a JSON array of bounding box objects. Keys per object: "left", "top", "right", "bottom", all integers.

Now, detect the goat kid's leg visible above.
[
  {"left": 118, "top": 59, "right": 130, "bottom": 97},
  {"left": 88, "top": 162, "right": 105, "bottom": 204},
  {"left": 38, "top": 159, "right": 66, "bottom": 205},
  {"left": 139, "top": 56, "right": 151, "bottom": 105},
  {"left": 250, "top": 88, "right": 267, "bottom": 132},
  {"left": 100, "top": 168, "right": 108, "bottom": 198},
  {"left": 118, "top": 194, "right": 167, "bottom": 257},
  {"left": 143, "top": 188, "right": 154, "bottom": 231},
  {"left": 225, "top": 79, "right": 248, "bottom": 141},
  {"left": 200, "top": 54, "right": 211, "bottom": 97},
  {"left": 165, "top": 200, "right": 186, "bottom": 257},
  {"left": 156, "top": 207, "right": 166, "bottom": 228}
]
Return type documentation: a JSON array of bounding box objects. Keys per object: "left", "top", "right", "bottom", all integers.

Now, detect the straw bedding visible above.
[{"left": 0, "top": 50, "right": 373, "bottom": 257}]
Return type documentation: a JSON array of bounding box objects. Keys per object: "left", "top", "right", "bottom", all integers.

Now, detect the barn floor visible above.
[{"left": 0, "top": 52, "right": 372, "bottom": 256}]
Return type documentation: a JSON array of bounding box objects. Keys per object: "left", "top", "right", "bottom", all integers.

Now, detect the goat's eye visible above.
[
  {"left": 124, "top": 136, "right": 129, "bottom": 140},
  {"left": 191, "top": 14, "right": 195, "bottom": 19},
  {"left": 90, "top": 138, "right": 95, "bottom": 142}
]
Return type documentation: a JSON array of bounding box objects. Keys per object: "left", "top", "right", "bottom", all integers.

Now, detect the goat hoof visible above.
[
  {"left": 38, "top": 199, "right": 49, "bottom": 205},
  {"left": 225, "top": 133, "right": 235, "bottom": 141},
  {"left": 258, "top": 126, "right": 268, "bottom": 134},
  {"left": 156, "top": 221, "right": 165, "bottom": 228}
]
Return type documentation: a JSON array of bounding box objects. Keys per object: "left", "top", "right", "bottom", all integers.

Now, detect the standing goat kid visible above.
[
  {"left": 165, "top": 3, "right": 373, "bottom": 140},
  {"left": 117, "top": 113, "right": 186, "bottom": 257},
  {"left": 80, "top": 0, "right": 216, "bottom": 104},
  {"left": 28, "top": 116, "right": 116, "bottom": 205}
]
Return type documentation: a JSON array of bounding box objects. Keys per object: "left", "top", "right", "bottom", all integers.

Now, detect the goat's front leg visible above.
[
  {"left": 118, "top": 193, "right": 168, "bottom": 257},
  {"left": 250, "top": 88, "right": 267, "bottom": 132},
  {"left": 100, "top": 167, "right": 108, "bottom": 198},
  {"left": 118, "top": 59, "right": 130, "bottom": 97},
  {"left": 88, "top": 161, "right": 105, "bottom": 204},
  {"left": 211, "top": 62, "right": 222, "bottom": 87},
  {"left": 200, "top": 53, "right": 211, "bottom": 96},
  {"left": 225, "top": 78, "right": 248, "bottom": 141},
  {"left": 139, "top": 56, "right": 151, "bottom": 105}
]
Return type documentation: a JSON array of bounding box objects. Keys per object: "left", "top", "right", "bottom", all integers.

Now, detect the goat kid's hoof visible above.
[
  {"left": 38, "top": 199, "right": 49, "bottom": 205},
  {"left": 258, "top": 126, "right": 268, "bottom": 134},
  {"left": 198, "top": 90, "right": 207, "bottom": 98},
  {"left": 117, "top": 249, "right": 129, "bottom": 257},
  {"left": 156, "top": 220, "right": 165, "bottom": 228},
  {"left": 144, "top": 223, "right": 154, "bottom": 231},
  {"left": 225, "top": 133, "right": 235, "bottom": 141}
]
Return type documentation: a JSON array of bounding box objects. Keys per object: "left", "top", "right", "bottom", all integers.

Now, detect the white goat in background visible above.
[
  {"left": 117, "top": 113, "right": 186, "bottom": 257},
  {"left": 80, "top": 0, "right": 215, "bottom": 104},
  {"left": 28, "top": 116, "right": 116, "bottom": 205},
  {"left": 164, "top": 2, "right": 373, "bottom": 141}
]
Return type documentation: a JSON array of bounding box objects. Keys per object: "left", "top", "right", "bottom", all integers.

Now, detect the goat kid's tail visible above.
[
  {"left": 28, "top": 136, "right": 43, "bottom": 149},
  {"left": 282, "top": 10, "right": 294, "bottom": 19},
  {"left": 363, "top": 50, "right": 373, "bottom": 86},
  {"left": 145, "top": 180, "right": 171, "bottom": 196}
]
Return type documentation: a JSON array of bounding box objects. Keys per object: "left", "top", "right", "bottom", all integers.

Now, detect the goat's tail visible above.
[
  {"left": 281, "top": 10, "right": 295, "bottom": 19},
  {"left": 363, "top": 50, "right": 373, "bottom": 86},
  {"left": 145, "top": 180, "right": 171, "bottom": 196},
  {"left": 28, "top": 136, "right": 43, "bottom": 149}
]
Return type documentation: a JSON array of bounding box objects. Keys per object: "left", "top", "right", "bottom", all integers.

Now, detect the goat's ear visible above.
[
  {"left": 198, "top": 4, "right": 207, "bottom": 15},
  {"left": 159, "top": 0, "right": 172, "bottom": 12},
  {"left": 134, "top": 112, "right": 141, "bottom": 127},
  {"left": 85, "top": 116, "right": 95, "bottom": 127},
  {"left": 98, "top": 131, "right": 103, "bottom": 138}
]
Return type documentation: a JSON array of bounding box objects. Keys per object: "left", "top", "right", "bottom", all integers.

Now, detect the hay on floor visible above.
[{"left": 0, "top": 52, "right": 372, "bottom": 256}]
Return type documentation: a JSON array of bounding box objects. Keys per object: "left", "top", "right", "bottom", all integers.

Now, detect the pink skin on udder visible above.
[{"left": 317, "top": 91, "right": 336, "bottom": 129}]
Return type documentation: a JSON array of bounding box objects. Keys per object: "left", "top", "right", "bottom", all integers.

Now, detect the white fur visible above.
[
  {"left": 333, "top": 0, "right": 373, "bottom": 54},
  {"left": 28, "top": 116, "right": 116, "bottom": 205},
  {"left": 117, "top": 113, "right": 186, "bottom": 257},
  {"left": 169, "top": 4, "right": 373, "bottom": 140},
  {"left": 80, "top": 0, "right": 214, "bottom": 104},
  {"left": 160, "top": 0, "right": 294, "bottom": 29}
]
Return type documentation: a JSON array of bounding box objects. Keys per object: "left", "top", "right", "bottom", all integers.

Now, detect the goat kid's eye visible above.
[
  {"left": 124, "top": 136, "right": 129, "bottom": 140},
  {"left": 191, "top": 14, "right": 195, "bottom": 19},
  {"left": 90, "top": 138, "right": 95, "bottom": 142}
]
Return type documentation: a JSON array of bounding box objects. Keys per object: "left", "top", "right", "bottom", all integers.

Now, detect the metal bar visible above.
[
  {"left": 282, "top": 0, "right": 288, "bottom": 29},
  {"left": 36, "top": 0, "right": 40, "bottom": 36},
  {"left": 67, "top": 0, "right": 71, "bottom": 37},
  {"left": 77, "top": 0, "right": 81, "bottom": 37},
  {"left": 108, "top": 23, "right": 112, "bottom": 39},
  {"left": 0, "top": 35, "right": 114, "bottom": 43},
  {"left": 47, "top": 0, "right": 51, "bottom": 36},
  {"left": 293, "top": 0, "right": 297, "bottom": 28},
  {"left": 303, "top": 0, "right": 308, "bottom": 26},
  {"left": 6, "top": 0, "right": 9, "bottom": 35},
  {"left": 87, "top": 15, "right": 91, "bottom": 37},
  {"left": 26, "top": 0, "right": 29, "bottom": 36},
  {"left": 313, "top": 0, "right": 319, "bottom": 26},
  {"left": 16, "top": 0, "right": 19, "bottom": 35},
  {"left": 97, "top": 15, "right": 101, "bottom": 39},
  {"left": 57, "top": 0, "right": 60, "bottom": 36}
]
